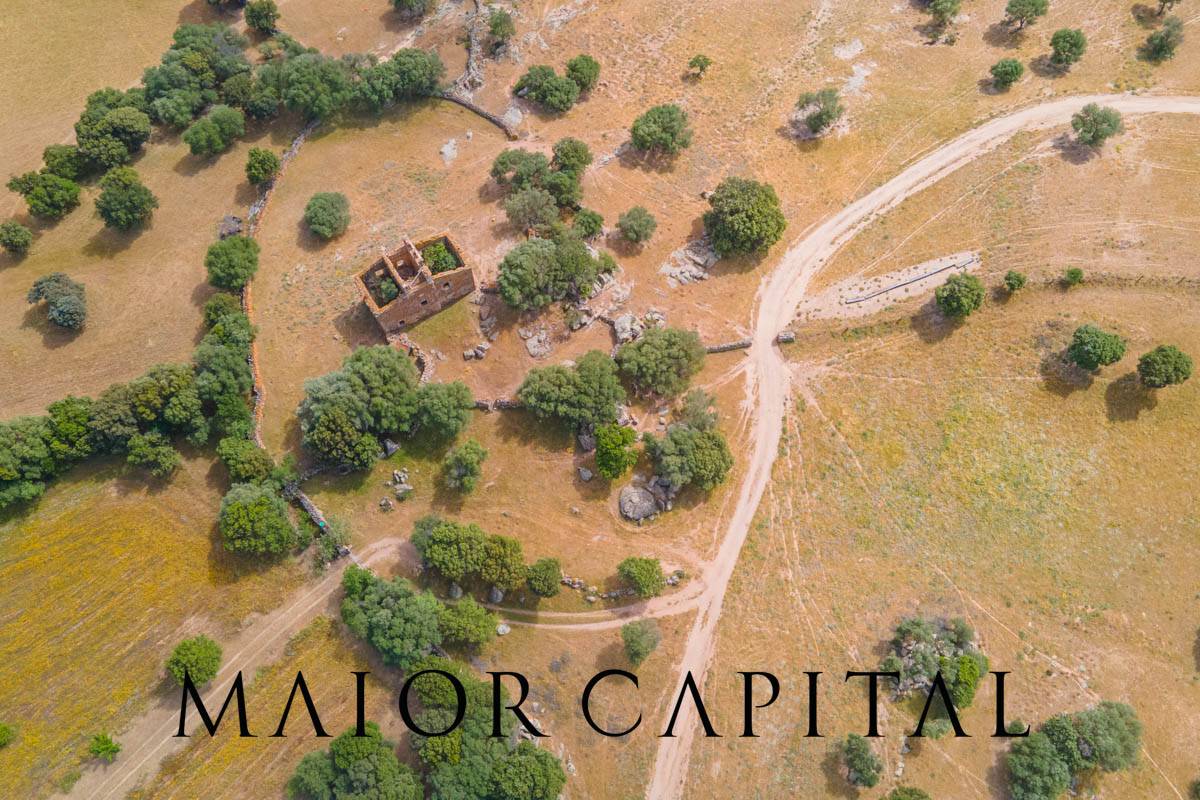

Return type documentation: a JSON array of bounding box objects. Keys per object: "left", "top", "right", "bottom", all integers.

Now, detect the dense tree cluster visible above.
[
  {"left": 438, "top": 596, "right": 498, "bottom": 649},
  {"left": 289, "top": 722, "right": 423, "bottom": 800},
  {"left": 411, "top": 516, "right": 528, "bottom": 592},
  {"left": 205, "top": 235, "right": 260, "bottom": 290},
  {"left": 703, "top": 176, "right": 787, "bottom": 258},
  {"left": 934, "top": 272, "right": 985, "bottom": 318},
  {"left": 407, "top": 656, "right": 567, "bottom": 800},
  {"left": 304, "top": 192, "right": 351, "bottom": 240},
  {"left": 165, "top": 635, "right": 223, "bottom": 686},
  {"left": 183, "top": 105, "right": 245, "bottom": 157},
  {"left": 644, "top": 424, "right": 733, "bottom": 492},
  {"left": 884, "top": 789, "right": 932, "bottom": 800},
  {"left": 1066, "top": 324, "right": 1126, "bottom": 371},
  {"left": 594, "top": 423, "right": 639, "bottom": 480},
  {"left": 442, "top": 438, "right": 487, "bottom": 493},
  {"left": 517, "top": 351, "right": 626, "bottom": 430},
  {"left": 617, "top": 556, "right": 665, "bottom": 598},
  {"left": 7, "top": 171, "right": 81, "bottom": 220},
  {"left": 1137, "top": 344, "right": 1192, "bottom": 387},
  {"left": 621, "top": 619, "right": 661, "bottom": 666},
  {"left": 95, "top": 167, "right": 158, "bottom": 230},
  {"left": 842, "top": 733, "right": 883, "bottom": 788},
  {"left": 143, "top": 25, "right": 251, "bottom": 130},
  {"left": 219, "top": 481, "right": 297, "bottom": 555},
  {"left": 1008, "top": 702, "right": 1142, "bottom": 800},
  {"left": 298, "top": 346, "right": 473, "bottom": 469},
  {"left": 879, "top": 617, "right": 988, "bottom": 712},
  {"left": 216, "top": 436, "right": 275, "bottom": 483},
  {"left": 630, "top": 104, "right": 693, "bottom": 155},
  {"left": 27, "top": 273, "right": 87, "bottom": 330},
  {"left": 514, "top": 55, "right": 599, "bottom": 113},
  {"left": 342, "top": 564, "right": 443, "bottom": 669},
  {"left": 498, "top": 230, "right": 615, "bottom": 310},
  {"left": 616, "top": 327, "right": 706, "bottom": 396}
]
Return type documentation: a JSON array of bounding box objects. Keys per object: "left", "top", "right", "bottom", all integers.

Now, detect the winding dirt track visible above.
[{"left": 62, "top": 94, "right": 1200, "bottom": 800}]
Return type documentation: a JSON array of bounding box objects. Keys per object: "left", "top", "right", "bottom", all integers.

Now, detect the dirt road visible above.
[{"left": 644, "top": 93, "right": 1200, "bottom": 800}]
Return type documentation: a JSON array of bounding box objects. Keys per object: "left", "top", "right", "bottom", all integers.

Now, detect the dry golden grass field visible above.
[{"left": 1, "top": 0, "right": 1198, "bottom": 798}]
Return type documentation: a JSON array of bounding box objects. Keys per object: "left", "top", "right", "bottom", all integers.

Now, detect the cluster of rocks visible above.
[
  {"left": 611, "top": 308, "right": 666, "bottom": 344},
  {"left": 559, "top": 574, "right": 637, "bottom": 604},
  {"left": 379, "top": 469, "right": 413, "bottom": 511},
  {"left": 618, "top": 475, "right": 680, "bottom": 521},
  {"left": 473, "top": 294, "right": 501, "bottom": 341},
  {"left": 659, "top": 238, "right": 718, "bottom": 287},
  {"left": 462, "top": 341, "right": 491, "bottom": 360},
  {"left": 517, "top": 325, "right": 553, "bottom": 358}
]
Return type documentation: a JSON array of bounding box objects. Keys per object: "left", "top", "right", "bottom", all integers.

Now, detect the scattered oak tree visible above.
[
  {"left": 27, "top": 273, "right": 87, "bottom": 330},
  {"left": 244, "top": 0, "right": 280, "bottom": 34},
  {"left": 688, "top": 54, "right": 713, "bottom": 77},
  {"left": 616, "top": 327, "right": 706, "bottom": 396},
  {"left": 702, "top": 176, "right": 787, "bottom": 258},
  {"left": 7, "top": 171, "right": 81, "bottom": 220},
  {"left": 621, "top": 619, "right": 661, "bottom": 666},
  {"left": 618, "top": 206, "right": 657, "bottom": 244},
  {"left": 1004, "top": 269, "right": 1028, "bottom": 292},
  {"left": 630, "top": 104, "right": 693, "bottom": 155},
  {"left": 565, "top": 54, "right": 601, "bottom": 92},
  {"left": 0, "top": 220, "right": 33, "bottom": 256},
  {"left": 245, "top": 147, "right": 280, "bottom": 185},
  {"left": 1137, "top": 344, "right": 1192, "bottom": 387},
  {"left": 288, "top": 723, "right": 422, "bottom": 800},
  {"left": 489, "top": 9, "right": 516, "bottom": 43},
  {"left": 842, "top": 733, "right": 883, "bottom": 787},
  {"left": 205, "top": 235, "right": 260, "bottom": 289},
  {"left": 934, "top": 272, "right": 985, "bottom": 318},
  {"left": 96, "top": 167, "right": 158, "bottom": 230},
  {"left": 341, "top": 564, "right": 442, "bottom": 669},
  {"left": 991, "top": 58, "right": 1025, "bottom": 90},
  {"left": 1072, "top": 104, "right": 1122, "bottom": 146},
  {"left": 1066, "top": 324, "right": 1126, "bottom": 371},
  {"left": 617, "top": 556, "right": 666, "bottom": 598},
  {"left": 594, "top": 423, "right": 639, "bottom": 480},
  {"left": 645, "top": 425, "right": 733, "bottom": 491},
  {"left": 1050, "top": 28, "right": 1088, "bottom": 67},
  {"left": 526, "top": 557, "right": 562, "bottom": 598},
  {"left": 1143, "top": 16, "right": 1184, "bottom": 62},
  {"left": 1006, "top": 0, "right": 1049, "bottom": 28},
  {"left": 304, "top": 191, "right": 351, "bottom": 239},
  {"left": 796, "top": 88, "right": 844, "bottom": 134},
  {"left": 218, "top": 482, "right": 298, "bottom": 556},
  {"left": 442, "top": 438, "right": 487, "bottom": 493},
  {"left": 438, "top": 596, "right": 497, "bottom": 649},
  {"left": 165, "top": 635, "right": 223, "bottom": 686},
  {"left": 517, "top": 351, "right": 626, "bottom": 430}
]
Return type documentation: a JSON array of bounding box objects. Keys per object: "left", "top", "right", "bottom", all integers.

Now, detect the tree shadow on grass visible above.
[
  {"left": 1038, "top": 351, "right": 1094, "bottom": 397},
  {"left": 1130, "top": 3, "right": 1161, "bottom": 27},
  {"left": 909, "top": 300, "right": 961, "bottom": 344},
  {"left": 83, "top": 225, "right": 143, "bottom": 258},
  {"left": 494, "top": 408, "right": 573, "bottom": 451},
  {"left": 1029, "top": 54, "right": 1068, "bottom": 78},
  {"left": 1104, "top": 372, "right": 1157, "bottom": 421},
  {"left": 617, "top": 145, "right": 683, "bottom": 175},
  {"left": 983, "top": 21, "right": 1024, "bottom": 49},
  {"left": 1193, "top": 628, "right": 1200, "bottom": 671},
  {"left": 1052, "top": 133, "right": 1098, "bottom": 165},
  {"left": 21, "top": 304, "right": 82, "bottom": 349},
  {"left": 819, "top": 745, "right": 860, "bottom": 799}
]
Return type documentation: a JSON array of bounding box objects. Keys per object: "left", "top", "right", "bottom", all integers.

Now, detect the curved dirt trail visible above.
[{"left": 645, "top": 93, "right": 1200, "bottom": 800}]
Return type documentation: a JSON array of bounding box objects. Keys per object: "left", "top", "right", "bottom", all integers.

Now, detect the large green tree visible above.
[
  {"left": 702, "top": 176, "right": 787, "bottom": 258},
  {"left": 96, "top": 167, "right": 158, "bottom": 230},
  {"left": 616, "top": 327, "right": 705, "bottom": 396},
  {"left": 630, "top": 104, "right": 693, "bottom": 154},
  {"left": 341, "top": 565, "right": 442, "bottom": 669},
  {"left": 219, "top": 482, "right": 297, "bottom": 556}
]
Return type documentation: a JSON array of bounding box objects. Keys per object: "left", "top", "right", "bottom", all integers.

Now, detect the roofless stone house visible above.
[{"left": 356, "top": 234, "right": 476, "bottom": 334}]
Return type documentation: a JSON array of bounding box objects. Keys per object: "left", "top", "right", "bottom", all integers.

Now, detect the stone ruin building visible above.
[{"left": 355, "top": 234, "right": 476, "bottom": 334}]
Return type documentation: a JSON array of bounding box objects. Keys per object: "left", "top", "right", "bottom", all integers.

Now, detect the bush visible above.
[
  {"left": 884, "top": 789, "right": 932, "bottom": 800},
  {"left": 1066, "top": 324, "right": 1126, "bottom": 371},
  {"left": 621, "top": 619, "right": 661, "bottom": 666},
  {"left": 990, "top": 58, "right": 1025, "bottom": 89},
  {"left": 688, "top": 54, "right": 713, "bottom": 76},
  {"left": 1004, "top": 270, "right": 1027, "bottom": 292},
  {"left": 617, "top": 327, "right": 705, "bottom": 396},
  {"left": 565, "top": 54, "right": 601, "bottom": 91},
  {"left": 244, "top": 0, "right": 280, "bottom": 33},
  {"left": 0, "top": 723, "right": 15, "bottom": 748},
  {"left": 1072, "top": 104, "right": 1122, "bottom": 146},
  {"left": 304, "top": 192, "right": 350, "bottom": 239},
  {"left": 1063, "top": 266, "right": 1085, "bottom": 286},
  {"left": 96, "top": 167, "right": 158, "bottom": 230},
  {"left": 703, "top": 176, "right": 786, "bottom": 258},
  {"left": 573, "top": 208, "right": 604, "bottom": 238},
  {"left": 630, "top": 104, "right": 692, "bottom": 154},
  {"left": 245, "top": 147, "right": 280, "bottom": 185},
  {"left": 618, "top": 206, "right": 657, "bottom": 244},
  {"left": 1143, "top": 16, "right": 1183, "bottom": 62},
  {"left": 934, "top": 273, "right": 985, "bottom": 318},
  {"left": 219, "top": 482, "right": 297, "bottom": 556},
  {"left": 1008, "top": 732, "right": 1071, "bottom": 800},
  {"left": 439, "top": 596, "right": 497, "bottom": 648},
  {"left": 517, "top": 350, "right": 626, "bottom": 429},
  {"left": 797, "top": 88, "right": 843, "bottom": 134},
  {"left": 505, "top": 186, "right": 559, "bottom": 230},
  {"left": 552, "top": 137, "right": 593, "bottom": 176},
  {"left": 489, "top": 8, "right": 516, "bottom": 42},
  {"left": 27, "top": 272, "right": 87, "bottom": 330},
  {"left": 679, "top": 389, "right": 717, "bottom": 430},
  {"left": 1137, "top": 345, "right": 1192, "bottom": 387},
  {"left": 1051, "top": 28, "right": 1088, "bottom": 66},
  {"left": 217, "top": 436, "right": 275, "bottom": 483},
  {"left": 0, "top": 220, "right": 33, "bottom": 256},
  {"left": 842, "top": 733, "right": 882, "bottom": 787},
  {"left": 89, "top": 733, "right": 121, "bottom": 763},
  {"left": 443, "top": 438, "right": 487, "bottom": 493},
  {"left": 617, "top": 556, "right": 665, "bottom": 598},
  {"left": 7, "top": 172, "right": 80, "bottom": 219},
  {"left": 594, "top": 423, "right": 639, "bottom": 479},
  {"left": 166, "top": 635, "right": 223, "bottom": 686},
  {"left": 422, "top": 240, "right": 458, "bottom": 274},
  {"left": 342, "top": 565, "right": 442, "bottom": 668},
  {"left": 288, "top": 723, "right": 422, "bottom": 800},
  {"left": 526, "top": 557, "right": 562, "bottom": 598},
  {"left": 645, "top": 425, "right": 733, "bottom": 491},
  {"left": 414, "top": 381, "right": 474, "bottom": 441},
  {"left": 205, "top": 235, "right": 260, "bottom": 289},
  {"left": 929, "top": 0, "right": 961, "bottom": 26}
]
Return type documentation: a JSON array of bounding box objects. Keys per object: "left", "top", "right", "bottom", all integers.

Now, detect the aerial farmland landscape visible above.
[{"left": 1, "top": 1, "right": 1197, "bottom": 799}]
